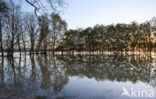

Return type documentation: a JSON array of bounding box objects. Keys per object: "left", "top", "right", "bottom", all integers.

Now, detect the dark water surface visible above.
[{"left": 0, "top": 54, "right": 156, "bottom": 99}]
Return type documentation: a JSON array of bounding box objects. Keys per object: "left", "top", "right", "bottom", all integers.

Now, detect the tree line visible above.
[{"left": 58, "top": 18, "right": 156, "bottom": 55}]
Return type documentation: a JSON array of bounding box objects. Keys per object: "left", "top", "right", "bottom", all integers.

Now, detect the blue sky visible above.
[{"left": 21, "top": 0, "right": 156, "bottom": 29}]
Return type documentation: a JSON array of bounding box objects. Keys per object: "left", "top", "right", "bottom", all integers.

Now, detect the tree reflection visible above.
[
  {"left": 0, "top": 54, "right": 156, "bottom": 98},
  {"left": 36, "top": 55, "right": 52, "bottom": 90},
  {"left": 36, "top": 54, "right": 69, "bottom": 92},
  {"left": 0, "top": 57, "right": 4, "bottom": 86},
  {"left": 48, "top": 55, "right": 68, "bottom": 92},
  {"left": 7, "top": 57, "right": 17, "bottom": 87},
  {"left": 56, "top": 55, "right": 156, "bottom": 86}
]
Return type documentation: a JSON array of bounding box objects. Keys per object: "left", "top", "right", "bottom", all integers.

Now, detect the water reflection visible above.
[{"left": 0, "top": 54, "right": 156, "bottom": 99}]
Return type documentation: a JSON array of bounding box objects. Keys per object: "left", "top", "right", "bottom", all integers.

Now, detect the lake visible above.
[{"left": 0, "top": 54, "right": 156, "bottom": 99}]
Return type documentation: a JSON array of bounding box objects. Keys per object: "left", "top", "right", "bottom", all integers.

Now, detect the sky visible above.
[{"left": 21, "top": 0, "right": 156, "bottom": 29}]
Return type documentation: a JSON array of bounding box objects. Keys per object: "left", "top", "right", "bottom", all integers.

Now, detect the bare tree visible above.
[
  {"left": 5, "top": 2, "right": 21, "bottom": 56},
  {"left": 0, "top": 0, "right": 9, "bottom": 56},
  {"left": 24, "top": 0, "right": 66, "bottom": 17},
  {"left": 21, "top": 23, "right": 27, "bottom": 55},
  {"left": 15, "top": 6, "right": 23, "bottom": 56},
  {"left": 25, "top": 13, "right": 38, "bottom": 54}
]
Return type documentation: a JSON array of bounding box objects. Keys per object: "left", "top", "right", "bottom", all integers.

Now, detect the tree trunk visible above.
[
  {"left": 23, "top": 40, "right": 26, "bottom": 55},
  {"left": 52, "top": 39, "right": 56, "bottom": 55},
  {"left": 18, "top": 38, "right": 21, "bottom": 56},
  {"left": 44, "top": 43, "right": 47, "bottom": 54},
  {"left": 9, "top": 33, "right": 14, "bottom": 57},
  {"left": 30, "top": 40, "right": 35, "bottom": 54},
  {"left": 0, "top": 19, "right": 3, "bottom": 57}
]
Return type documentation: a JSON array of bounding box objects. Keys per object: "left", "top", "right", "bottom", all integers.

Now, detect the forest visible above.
[{"left": 0, "top": 0, "right": 156, "bottom": 56}]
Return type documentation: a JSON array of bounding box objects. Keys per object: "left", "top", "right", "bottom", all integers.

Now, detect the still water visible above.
[{"left": 0, "top": 54, "right": 156, "bottom": 99}]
